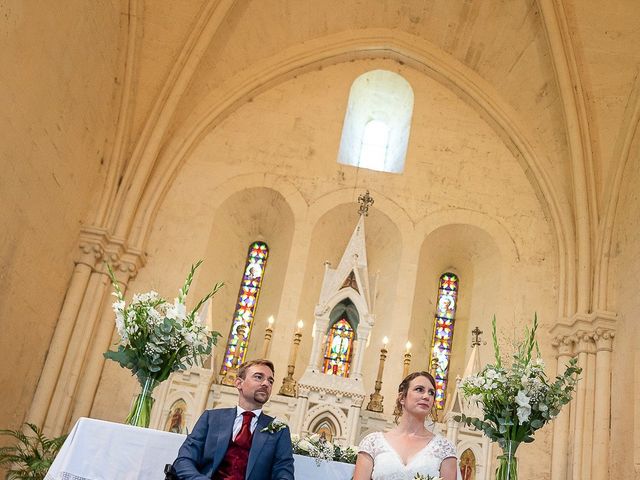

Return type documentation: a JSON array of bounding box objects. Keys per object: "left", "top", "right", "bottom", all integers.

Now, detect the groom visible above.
[{"left": 172, "top": 359, "right": 295, "bottom": 480}]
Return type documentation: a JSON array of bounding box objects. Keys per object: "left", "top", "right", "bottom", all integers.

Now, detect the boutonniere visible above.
[{"left": 260, "top": 417, "right": 288, "bottom": 433}]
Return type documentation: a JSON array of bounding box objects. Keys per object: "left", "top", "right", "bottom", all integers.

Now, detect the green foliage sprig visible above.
[{"left": 0, "top": 423, "right": 67, "bottom": 480}]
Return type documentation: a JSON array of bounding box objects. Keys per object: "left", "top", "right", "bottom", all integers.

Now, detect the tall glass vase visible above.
[
  {"left": 495, "top": 440, "right": 519, "bottom": 480},
  {"left": 125, "top": 374, "right": 159, "bottom": 428}
]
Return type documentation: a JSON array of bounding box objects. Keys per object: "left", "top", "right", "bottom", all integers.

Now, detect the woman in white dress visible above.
[{"left": 354, "top": 371, "right": 458, "bottom": 480}]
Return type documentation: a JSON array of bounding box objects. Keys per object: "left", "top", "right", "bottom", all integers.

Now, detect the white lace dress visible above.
[{"left": 358, "top": 431, "right": 457, "bottom": 480}]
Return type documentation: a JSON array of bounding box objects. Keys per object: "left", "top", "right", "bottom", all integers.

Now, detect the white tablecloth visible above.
[{"left": 46, "top": 417, "right": 354, "bottom": 479}]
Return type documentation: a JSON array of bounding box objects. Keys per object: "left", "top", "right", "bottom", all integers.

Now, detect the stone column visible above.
[
  {"left": 571, "top": 332, "right": 591, "bottom": 480},
  {"left": 47, "top": 270, "right": 111, "bottom": 436},
  {"left": 347, "top": 402, "right": 362, "bottom": 445},
  {"left": 352, "top": 322, "right": 371, "bottom": 380},
  {"left": 446, "top": 417, "right": 460, "bottom": 444},
  {"left": 551, "top": 335, "right": 574, "bottom": 480},
  {"left": 591, "top": 329, "right": 614, "bottom": 480},
  {"left": 482, "top": 436, "right": 492, "bottom": 480},
  {"left": 26, "top": 228, "right": 144, "bottom": 437},
  {"left": 69, "top": 259, "right": 138, "bottom": 425},
  {"left": 26, "top": 260, "right": 93, "bottom": 431},
  {"left": 581, "top": 336, "right": 597, "bottom": 480},
  {"left": 306, "top": 317, "right": 326, "bottom": 372},
  {"left": 292, "top": 387, "right": 309, "bottom": 435}
]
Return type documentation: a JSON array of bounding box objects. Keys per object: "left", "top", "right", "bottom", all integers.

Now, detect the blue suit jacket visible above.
[{"left": 173, "top": 408, "right": 295, "bottom": 480}]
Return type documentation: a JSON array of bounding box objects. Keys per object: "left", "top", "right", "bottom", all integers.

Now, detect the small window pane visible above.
[
  {"left": 220, "top": 241, "right": 269, "bottom": 374},
  {"left": 429, "top": 272, "right": 459, "bottom": 409}
]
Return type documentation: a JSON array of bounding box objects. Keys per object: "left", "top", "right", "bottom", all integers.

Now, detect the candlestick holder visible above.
[
  {"left": 366, "top": 345, "right": 387, "bottom": 412},
  {"left": 261, "top": 317, "right": 275, "bottom": 359},
  {"left": 402, "top": 351, "right": 412, "bottom": 379},
  {"left": 279, "top": 323, "right": 303, "bottom": 397}
]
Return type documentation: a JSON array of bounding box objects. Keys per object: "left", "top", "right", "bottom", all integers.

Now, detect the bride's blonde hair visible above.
[{"left": 393, "top": 371, "right": 437, "bottom": 424}]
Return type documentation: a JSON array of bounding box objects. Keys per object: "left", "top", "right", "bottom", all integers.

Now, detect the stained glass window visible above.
[
  {"left": 322, "top": 318, "right": 355, "bottom": 377},
  {"left": 429, "top": 272, "right": 459, "bottom": 409},
  {"left": 220, "top": 241, "right": 268, "bottom": 374}
]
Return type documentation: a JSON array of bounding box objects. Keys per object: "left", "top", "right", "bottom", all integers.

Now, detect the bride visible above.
[{"left": 353, "top": 371, "right": 459, "bottom": 480}]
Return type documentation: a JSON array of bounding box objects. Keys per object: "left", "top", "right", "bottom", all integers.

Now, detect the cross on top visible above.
[
  {"left": 358, "top": 190, "right": 374, "bottom": 216},
  {"left": 471, "top": 326, "right": 483, "bottom": 347}
]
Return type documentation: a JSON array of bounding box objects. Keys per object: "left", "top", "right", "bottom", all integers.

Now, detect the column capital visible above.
[
  {"left": 592, "top": 328, "right": 615, "bottom": 352},
  {"left": 551, "top": 335, "right": 574, "bottom": 357},
  {"left": 574, "top": 330, "right": 594, "bottom": 354},
  {"left": 76, "top": 226, "right": 146, "bottom": 282},
  {"left": 549, "top": 311, "right": 617, "bottom": 351}
]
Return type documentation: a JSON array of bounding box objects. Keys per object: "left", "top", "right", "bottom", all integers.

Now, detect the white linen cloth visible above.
[
  {"left": 45, "top": 417, "right": 355, "bottom": 480},
  {"left": 44, "top": 417, "right": 186, "bottom": 480}
]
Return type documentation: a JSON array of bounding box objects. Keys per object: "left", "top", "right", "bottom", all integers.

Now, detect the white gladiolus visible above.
[{"left": 517, "top": 404, "right": 531, "bottom": 423}]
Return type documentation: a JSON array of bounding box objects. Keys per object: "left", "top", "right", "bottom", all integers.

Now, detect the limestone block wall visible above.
[{"left": 0, "top": 1, "right": 123, "bottom": 429}]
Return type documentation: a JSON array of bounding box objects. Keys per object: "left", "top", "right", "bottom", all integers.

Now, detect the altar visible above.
[{"left": 45, "top": 417, "right": 355, "bottom": 480}]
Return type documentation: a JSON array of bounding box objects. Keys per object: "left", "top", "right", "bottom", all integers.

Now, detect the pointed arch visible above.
[{"left": 122, "top": 30, "right": 574, "bottom": 320}]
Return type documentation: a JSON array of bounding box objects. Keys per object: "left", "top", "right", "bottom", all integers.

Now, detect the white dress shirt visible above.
[{"left": 232, "top": 406, "right": 262, "bottom": 440}]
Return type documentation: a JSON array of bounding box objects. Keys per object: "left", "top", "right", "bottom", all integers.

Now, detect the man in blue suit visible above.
[{"left": 173, "top": 359, "right": 295, "bottom": 480}]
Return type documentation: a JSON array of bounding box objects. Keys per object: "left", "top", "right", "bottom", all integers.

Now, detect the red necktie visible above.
[{"left": 235, "top": 411, "right": 255, "bottom": 448}]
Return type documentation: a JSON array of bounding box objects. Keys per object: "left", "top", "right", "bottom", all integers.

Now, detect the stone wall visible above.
[{"left": 0, "top": 1, "right": 122, "bottom": 429}]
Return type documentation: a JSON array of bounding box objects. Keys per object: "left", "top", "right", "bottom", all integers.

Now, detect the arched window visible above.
[
  {"left": 323, "top": 319, "right": 355, "bottom": 377},
  {"left": 460, "top": 448, "right": 476, "bottom": 480},
  {"left": 220, "top": 241, "right": 268, "bottom": 374},
  {"left": 337, "top": 70, "right": 414, "bottom": 173},
  {"left": 429, "top": 272, "right": 459, "bottom": 409},
  {"left": 360, "top": 120, "right": 390, "bottom": 171}
]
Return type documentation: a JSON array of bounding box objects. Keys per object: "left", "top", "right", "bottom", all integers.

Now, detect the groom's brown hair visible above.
[{"left": 237, "top": 359, "right": 275, "bottom": 379}]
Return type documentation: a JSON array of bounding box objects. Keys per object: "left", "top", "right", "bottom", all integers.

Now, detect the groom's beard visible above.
[{"left": 254, "top": 388, "right": 270, "bottom": 404}]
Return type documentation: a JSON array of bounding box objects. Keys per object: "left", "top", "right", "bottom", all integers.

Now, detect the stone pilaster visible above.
[
  {"left": 551, "top": 335, "right": 575, "bottom": 480},
  {"left": 27, "top": 227, "right": 144, "bottom": 436},
  {"left": 591, "top": 328, "right": 614, "bottom": 480},
  {"left": 549, "top": 311, "right": 616, "bottom": 480}
]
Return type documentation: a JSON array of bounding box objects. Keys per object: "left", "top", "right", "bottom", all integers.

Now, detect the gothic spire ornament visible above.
[{"left": 357, "top": 190, "right": 374, "bottom": 216}]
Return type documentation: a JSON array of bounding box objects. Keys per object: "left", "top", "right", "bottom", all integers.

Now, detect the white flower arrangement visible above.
[
  {"left": 104, "top": 261, "right": 224, "bottom": 385},
  {"left": 261, "top": 418, "right": 288, "bottom": 434},
  {"left": 291, "top": 434, "right": 357, "bottom": 465},
  {"left": 414, "top": 474, "right": 442, "bottom": 480},
  {"left": 456, "top": 315, "right": 581, "bottom": 451}
]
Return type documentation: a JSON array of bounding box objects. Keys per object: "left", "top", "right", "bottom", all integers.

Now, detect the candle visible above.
[
  {"left": 261, "top": 316, "right": 275, "bottom": 359},
  {"left": 376, "top": 337, "right": 388, "bottom": 382},
  {"left": 403, "top": 341, "right": 412, "bottom": 378}
]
